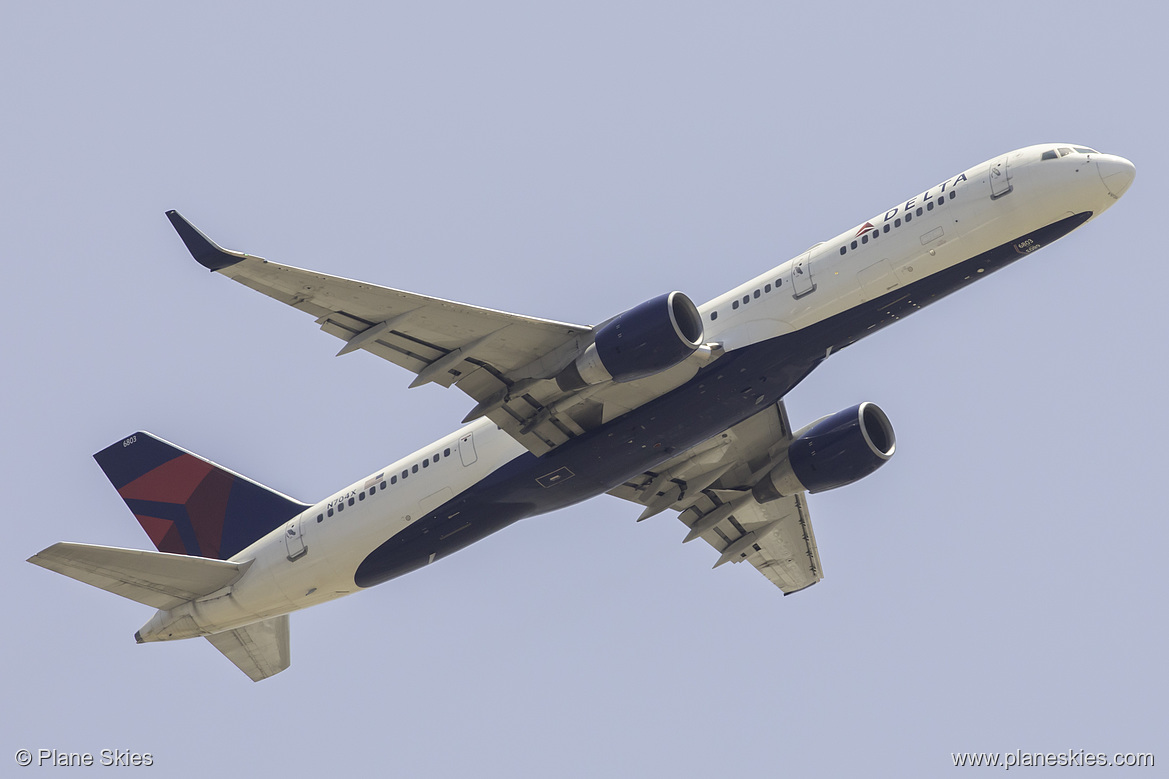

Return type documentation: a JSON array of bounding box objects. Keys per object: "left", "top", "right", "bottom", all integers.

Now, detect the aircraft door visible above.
[
  {"left": 989, "top": 156, "right": 1013, "bottom": 199},
  {"left": 284, "top": 515, "right": 308, "bottom": 561},
  {"left": 790, "top": 250, "right": 816, "bottom": 298},
  {"left": 459, "top": 432, "right": 477, "bottom": 466}
]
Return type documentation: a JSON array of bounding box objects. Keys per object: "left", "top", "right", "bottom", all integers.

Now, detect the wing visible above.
[
  {"left": 167, "top": 211, "right": 615, "bottom": 455},
  {"left": 607, "top": 399, "right": 823, "bottom": 594}
]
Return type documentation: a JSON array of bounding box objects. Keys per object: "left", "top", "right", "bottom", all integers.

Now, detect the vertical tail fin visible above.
[{"left": 94, "top": 433, "right": 308, "bottom": 560}]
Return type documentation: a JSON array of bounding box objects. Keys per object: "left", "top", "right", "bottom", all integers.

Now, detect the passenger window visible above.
[
  {"left": 895, "top": 218, "right": 902, "bottom": 227},
  {"left": 732, "top": 300, "right": 739, "bottom": 310},
  {"left": 359, "top": 492, "right": 365, "bottom": 501},
  {"left": 753, "top": 289, "right": 760, "bottom": 299},
  {"left": 348, "top": 497, "right": 355, "bottom": 506},
  {"left": 927, "top": 201, "right": 934, "bottom": 211},
  {"left": 338, "top": 503, "right": 344, "bottom": 512},
  {"left": 380, "top": 481, "right": 387, "bottom": 489},
  {"left": 412, "top": 464, "right": 419, "bottom": 473},
  {"left": 710, "top": 311, "right": 718, "bottom": 320},
  {"left": 839, "top": 246, "right": 846, "bottom": 255},
  {"left": 401, "top": 470, "right": 408, "bottom": 479},
  {"left": 444, "top": 448, "right": 451, "bottom": 457},
  {"left": 883, "top": 224, "right": 890, "bottom": 233},
  {"left": 317, "top": 514, "right": 324, "bottom": 523},
  {"left": 765, "top": 283, "right": 771, "bottom": 292},
  {"left": 327, "top": 508, "right": 334, "bottom": 517}
]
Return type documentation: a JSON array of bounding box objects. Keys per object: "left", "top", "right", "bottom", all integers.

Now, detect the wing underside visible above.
[
  {"left": 167, "top": 211, "right": 713, "bottom": 455},
  {"left": 607, "top": 399, "right": 823, "bottom": 594}
]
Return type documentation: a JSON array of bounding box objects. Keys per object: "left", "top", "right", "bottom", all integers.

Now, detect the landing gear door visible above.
[
  {"left": 990, "top": 156, "right": 1013, "bottom": 199},
  {"left": 790, "top": 250, "right": 815, "bottom": 298},
  {"left": 459, "top": 432, "right": 477, "bottom": 466},
  {"left": 284, "top": 516, "right": 307, "bottom": 561}
]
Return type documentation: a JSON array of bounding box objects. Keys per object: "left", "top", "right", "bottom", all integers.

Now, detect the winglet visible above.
[{"left": 165, "top": 210, "right": 249, "bottom": 271}]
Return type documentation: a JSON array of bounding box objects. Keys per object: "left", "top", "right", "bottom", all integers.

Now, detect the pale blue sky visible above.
[{"left": 3, "top": 2, "right": 1164, "bottom": 776}]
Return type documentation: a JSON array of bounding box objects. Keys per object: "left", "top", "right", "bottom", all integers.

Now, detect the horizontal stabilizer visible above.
[
  {"left": 28, "top": 542, "right": 249, "bottom": 611},
  {"left": 206, "top": 615, "right": 290, "bottom": 682}
]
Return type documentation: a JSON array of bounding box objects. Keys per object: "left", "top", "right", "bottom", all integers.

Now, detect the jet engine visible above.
[
  {"left": 556, "top": 292, "right": 705, "bottom": 391},
  {"left": 752, "top": 402, "right": 896, "bottom": 502}
]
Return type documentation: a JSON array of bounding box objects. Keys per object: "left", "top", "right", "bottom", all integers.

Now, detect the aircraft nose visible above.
[{"left": 1097, "top": 155, "right": 1135, "bottom": 199}]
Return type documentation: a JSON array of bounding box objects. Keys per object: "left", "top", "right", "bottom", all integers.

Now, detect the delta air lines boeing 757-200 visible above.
[{"left": 30, "top": 144, "right": 1134, "bottom": 680}]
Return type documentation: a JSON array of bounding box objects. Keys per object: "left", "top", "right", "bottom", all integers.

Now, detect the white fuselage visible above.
[{"left": 137, "top": 144, "right": 1133, "bottom": 643}]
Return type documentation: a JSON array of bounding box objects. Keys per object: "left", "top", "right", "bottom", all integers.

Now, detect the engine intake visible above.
[
  {"left": 753, "top": 402, "right": 896, "bottom": 502},
  {"left": 556, "top": 292, "right": 704, "bottom": 391}
]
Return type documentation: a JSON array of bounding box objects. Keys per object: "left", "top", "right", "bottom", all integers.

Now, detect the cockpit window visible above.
[{"left": 1042, "top": 146, "right": 1099, "bottom": 161}]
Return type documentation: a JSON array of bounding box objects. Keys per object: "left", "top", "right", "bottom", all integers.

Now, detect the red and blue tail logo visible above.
[{"left": 94, "top": 433, "right": 307, "bottom": 560}]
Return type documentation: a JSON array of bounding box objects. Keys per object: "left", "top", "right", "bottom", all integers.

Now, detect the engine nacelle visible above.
[
  {"left": 752, "top": 402, "right": 896, "bottom": 502},
  {"left": 556, "top": 292, "right": 704, "bottom": 391}
]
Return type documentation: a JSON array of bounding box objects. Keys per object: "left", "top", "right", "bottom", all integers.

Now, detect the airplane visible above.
[{"left": 29, "top": 143, "right": 1134, "bottom": 681}]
